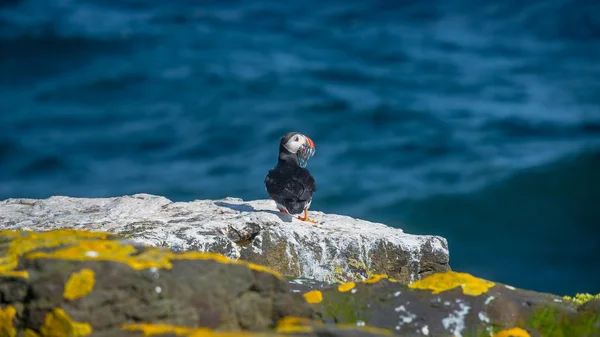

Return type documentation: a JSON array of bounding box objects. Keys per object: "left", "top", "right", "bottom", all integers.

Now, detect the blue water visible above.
[{"left": 1, "top": 0, "right": 599, "bottom": 295}]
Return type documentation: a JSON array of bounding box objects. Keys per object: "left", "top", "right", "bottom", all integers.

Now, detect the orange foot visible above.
[{"left": 297, "top": 208, "right": 318, "bottom": 224}]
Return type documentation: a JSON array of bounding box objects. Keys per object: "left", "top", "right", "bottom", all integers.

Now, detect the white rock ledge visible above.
[{"left": 0, "top": 193, "right": 450, "bottom": 283}]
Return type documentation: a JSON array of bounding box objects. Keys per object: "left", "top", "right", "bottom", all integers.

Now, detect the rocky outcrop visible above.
[
  {"left": 1, "top": 229, "right": 598, "bottom": 337},
  {"left": 0, "top": 229, "right": 391, "bottom": 337},
  {"left": 0, "top": 194, "right": 450, "bottom": 284},
  {"left": 306, "top": 272, "right": 600, "bottom": 337}
]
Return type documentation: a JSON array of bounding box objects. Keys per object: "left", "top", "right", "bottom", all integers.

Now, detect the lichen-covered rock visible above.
[
  {"left": 0, "top": 229, "right": 314, "bottom": 336},
  {"left": 98, "top": 319, "right": 396, "bottom": 337},
  {"left": 0, "top": 194, "right": 450, "bottom": 284},
  {"left": 303, "top": 271, "right": 600, "bottom": 337},
  {"left": 1, "top": 229, "right": 597, "bottom": 337}
]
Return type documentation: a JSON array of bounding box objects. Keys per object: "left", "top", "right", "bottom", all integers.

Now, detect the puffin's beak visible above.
[
  {"left": 305, "top": 136, "right": 315, "bottom": 149},
  {"left": 297, "top": 135, "right": 315, "bottom": 168}
]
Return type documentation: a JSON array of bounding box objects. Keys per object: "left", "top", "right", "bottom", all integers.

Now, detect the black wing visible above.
[{"left": 265, "top": 165, "right": 316, "bottom": 202}]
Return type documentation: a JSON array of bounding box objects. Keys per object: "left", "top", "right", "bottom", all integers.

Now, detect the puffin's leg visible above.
[
  {"left": 276, "top": 202, "right": 289, "bottom": 214},
  {"left": 298, "top": 207, "right": 318, "bottom": 223}
]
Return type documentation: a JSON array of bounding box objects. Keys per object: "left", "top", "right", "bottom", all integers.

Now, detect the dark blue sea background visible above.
[{"left": 1, "top": 0, "right": 599, "bottom": 295}]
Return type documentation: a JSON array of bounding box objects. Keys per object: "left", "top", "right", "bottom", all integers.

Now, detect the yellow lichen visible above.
[
  {"left": 5, "top": 230, "right": 110, "bottom": 258},
  {"left": 24, "top": 329, "right": 41, "bottom": 337},
  {"left": 347, "top": 258, "right": 377, "bottom": 278},
  {"left": 563, "top": 293, "right": 600, "bottom": 305},
  {"left": 363, "top": 274, "right": 391, "bottom": 284},
  {"left": 337, "top": 281, "right": 356, "bottom": 292},
  {"left": 337, "top": 324, "right": 393, "bottom": 336},
  {"left": 408, "top": 271, "right": 495, "bottom": 296},
  {"left": 303, "top": 290, "right": 323, "bottom": 304},
  {"left": 172, "top": 252, "right": 282, "bottom": 279},
  {"left": 39, "top": 308, "right": 92, "bottom": 337},
  {"left": 0, "top": 229, "right": 281, "bottom": 279},
  {"left": 26, "top": 240, "right": 168, "bottom": 270},
  {"left": 121, "top": 319, "right": 392, "bottom": 337},
  {"left": 0, "top": 305, "right": 17, "bottom": 337},
  {"left": 188, "top": 330, "right": 273, "bottom": 337},
  {"left": 0, "top": 230, "right": 112, "bottom": 279},
  {"left": 276, "top": 316, "right": 314, "bottom": 326},
  {"left": 0, "top": 248, "right": 28, "bottom": 278},
  {"left": 122, "top": 324, "right": 275, "bottom": 337},
  {"left": 492, "top": 327, "right": 531, "bottom": 337},
  {"left": 0, "top": 270, "right": 29, "bottom": 278},
  {"left": 275, "top": 316, "right": 321, "bottom": 333},
  {"left": 121, "top": 324, "right": 194, "bottom": 336},
  {"left": 64, "top": 269, "right": 96, "bottom": 300},
  {"left": 333, "top": 264, "right": 343, "bottom": 277},
  {"left": 275, "top": 317, "right": 392, "bottom": 336}
]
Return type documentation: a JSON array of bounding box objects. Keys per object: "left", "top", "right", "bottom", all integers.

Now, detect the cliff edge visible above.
[{"left": 0, "top": 193, "right": 449, "bottom": 284}]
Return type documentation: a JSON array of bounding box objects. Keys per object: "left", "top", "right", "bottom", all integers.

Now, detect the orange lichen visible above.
[
  {"left": 337, "top": 281, "right": 356, "bottom": 292},
  {"left": 64, "top": 269, "right": 96, "bottom": 300},
  {"left": 39, "top": 308, "right": 93, "bottom": 337},
  {"left": 121, "top": 324, "right": 194, "bottom": 336},
  {"left": 492, "top": 327, "right": 531, "bottom": 337},
  {"left": 303, "top": 290, "right": 323, "bottom": 304},
  {"left": 0, "top": 305, "right": 17, "bottom": 337},
  {"left": 408, "top": 271, "right": 495, "bottom": 296}
]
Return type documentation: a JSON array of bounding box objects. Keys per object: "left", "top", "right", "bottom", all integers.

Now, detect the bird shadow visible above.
[{"left": 214, "top": 201, "right": 293, "bottom": 223}]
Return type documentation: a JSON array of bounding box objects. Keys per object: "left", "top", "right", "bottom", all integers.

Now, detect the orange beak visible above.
[{"left": 305, "top": 136, "right": 315, "bottom": 149}]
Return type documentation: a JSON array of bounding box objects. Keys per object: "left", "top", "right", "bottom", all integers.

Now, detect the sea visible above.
[{"left": 1, "top": 0, "right": 599, "bottom": 296}]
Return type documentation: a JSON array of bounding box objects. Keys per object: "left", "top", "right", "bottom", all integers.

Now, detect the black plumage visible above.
[{"left": 265, "top": 132, "right": 317, "bottom": 222}]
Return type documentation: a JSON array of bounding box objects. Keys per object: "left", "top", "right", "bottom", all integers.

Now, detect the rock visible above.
[
  {"left": 0, "top": 194, "right": 450, "bottom": 284},
  {"left": 304, "top": 271, "right": 600, "bottom": 337},
  {"left": 287, "top": 277, "right": 333, "bottom": 295},
  {"left": 1, "top": 229, "right": 597, "bottom": 337},
  {"left": 0, "top": 229, "right": 392, "bottom": 337}
]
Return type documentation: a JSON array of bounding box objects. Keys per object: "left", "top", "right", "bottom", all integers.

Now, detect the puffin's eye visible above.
[{"left": 294, "top": 136, "right": 299, "bottom": 141}]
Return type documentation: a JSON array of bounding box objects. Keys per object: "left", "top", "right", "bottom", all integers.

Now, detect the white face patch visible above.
[
  {"left": 283, "top": 134, "right": 315, "bottom": 167},
  {"left": 283, "top": 134, "right": 305, "bottom": 153}
]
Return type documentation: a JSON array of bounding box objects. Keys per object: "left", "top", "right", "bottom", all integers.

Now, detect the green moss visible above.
[
  {"left": 315, "top": 288, "right": 369, "bottom": 324},
  {"left": 563, "top": 293, "right": 600, "bottom": 305},
  {"left": 527, "top": 305, "right": 600, "bottom": 337}
]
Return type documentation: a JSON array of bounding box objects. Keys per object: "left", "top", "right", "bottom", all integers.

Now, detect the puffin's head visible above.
[{"left": 280, "top": 132, "right": 316, "bottom": 167}]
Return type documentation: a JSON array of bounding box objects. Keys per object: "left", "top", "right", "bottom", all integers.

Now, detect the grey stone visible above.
[
  {"left": 310, "top": 274, "right": 600, "bottom": 337},
  {"left": 0, "top": 193, "right": 450, "bottom": 283}
]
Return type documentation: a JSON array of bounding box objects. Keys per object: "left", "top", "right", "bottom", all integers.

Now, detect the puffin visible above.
[{"left": 265, "top": 132, "right": 317, "bottom": 223}]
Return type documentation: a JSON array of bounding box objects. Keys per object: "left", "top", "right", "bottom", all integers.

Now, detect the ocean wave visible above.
[
  {"left": 0, "top": 33, "right": 146, "bottom": 88},
  {"left": 1, "top": 0, "right": 600, "bottom": 295}
]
